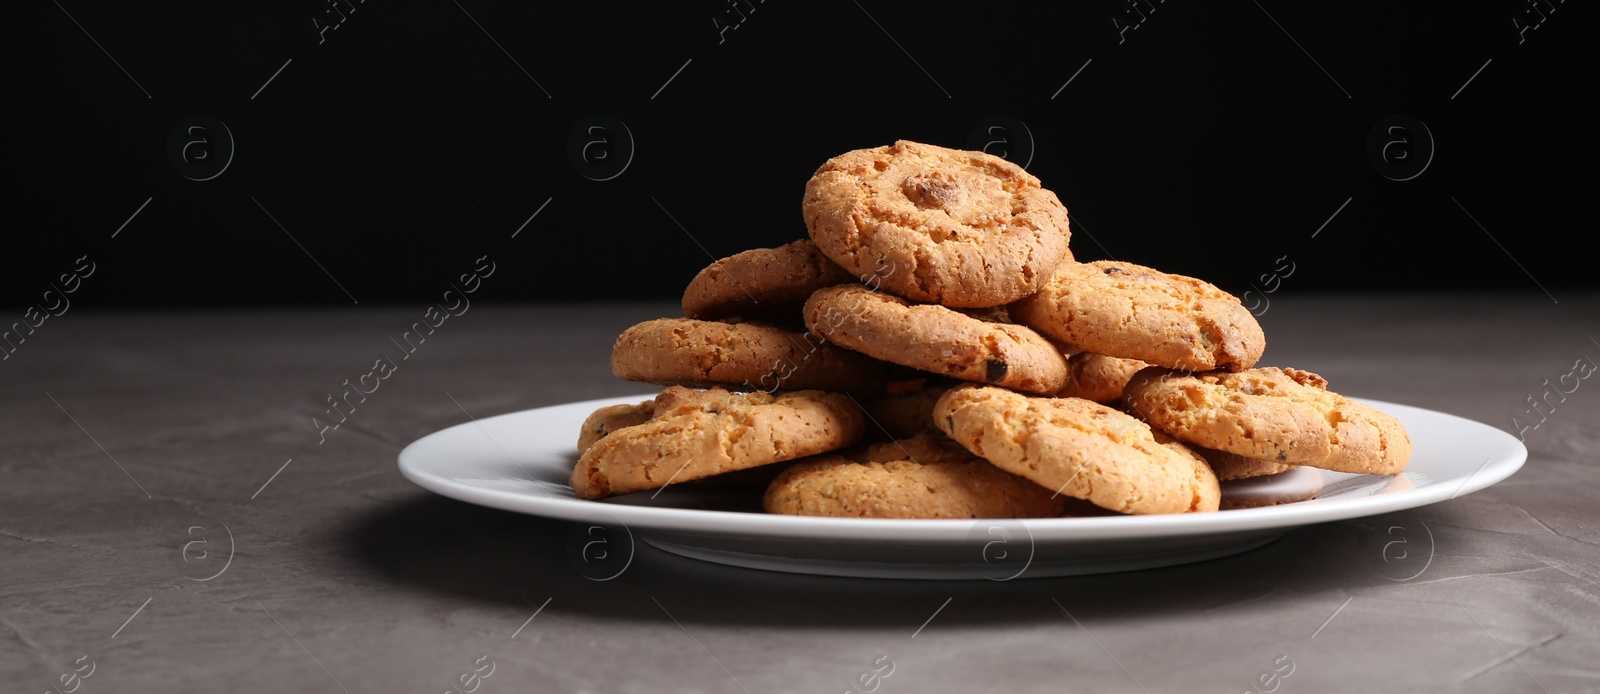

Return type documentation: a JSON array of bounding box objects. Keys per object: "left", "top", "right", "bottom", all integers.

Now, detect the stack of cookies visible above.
[{"left": 573, "top": 140, "right": 1412, "bottom": 518}]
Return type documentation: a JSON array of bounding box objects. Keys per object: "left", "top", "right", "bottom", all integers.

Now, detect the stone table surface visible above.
[{"left": 3, "top": 295, "right": 1598, "bottom": 694}]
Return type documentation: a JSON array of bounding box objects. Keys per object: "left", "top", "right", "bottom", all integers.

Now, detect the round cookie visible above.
[
  {"left": 1143, "top": 425, "right": 1290, "bottom": 480},
  {"left": 572, "top": 387, "right": 864, "bottom": 500},
  {"left": 953, "top": 305, "right": 1013, "bottom": 323},
  {"left": 1220, "top": 467, "right": 1324, "bottom": 510},
  {"left": 803, "top": 140, "right": 1072, "bottom": 307},
  {"left": 682, "top": 239, "right": 854, "bottom": 322},
  {"left": 1058, "top": 353, "right": 1148, "bottom": 404},
  {"left": 933, "top": 385, "right": 1221, "bottom": 514},
  {"left": 804, "top": 284, "right": 1068, "bottom": 395},
  {"left": 576, "top": 401, "right": 655, "bottom": 455},
  {"left": 1123, "top": 366, "right": 1412, "bottom": 475},
  {"left": 1011, "top": 261, "right": 1265, "bottom": 372},
  {"left": 1197, "top": 447, "right": 1294, "bottom": 481},
  {"left": 611, "top": 318, "right": 887, "bottom": 394},
  {"left": 763, "top": 433, "right": 1064, "bottom": 519},
  {"left": 862, "top": 379, "right": 955, "bottom": 440}
]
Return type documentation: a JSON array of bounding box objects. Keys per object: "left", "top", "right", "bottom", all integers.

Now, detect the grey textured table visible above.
[{"left": 4, "top": 295, "right": 1598, "bottom": 693}]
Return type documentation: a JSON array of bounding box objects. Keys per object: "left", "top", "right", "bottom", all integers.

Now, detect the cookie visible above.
[
  {"left": 611, "top": 318, "right": 887, "bottom": 393},
  {"left": 571, "top": 387, "right": 864, "bottom": 500},
  {"left": 576, "top": 401, "right": 655, "bottom": 455},
  {"left": 1011, "top": 260, "right": 1266, "bottom": 371},
  {"left": 683, "top": 460, "right": 799, "bottom": 489},
  {"left": 682, "top": 239, "right": 855, "bottom": 322},
  {"left": 1123, "top": 367, "right": 1412, "bottom": 475},
  {"left": 933, "top": 385, "right": 1221, "bottom": 514},
  {"left": 1197, "top": 447, "right": 1294, "bottom": 481},
  {"left": 1057, "top": 353, "right": 1147, "bottom": 404},
  {"left": 763, "top": 433, "right": 1064, "bottom": 519},
  {"left": 804, "top": 284, "right": 1068, "bottom": 395},
  {"left": 803, "top": 140, "right": 1072, "bottom": 307},
  {"left": 953, "top": 305, "right": 1013, "bottom": 323},
  {"left": 1219, "top": 467, "right": 1324, "bottom": 510},
  {"left": 1142, "top": 426, "right": 1289, "bottom": 480},
  {"left": 861, "top": 379, "right": 955, "bottom": 440}
]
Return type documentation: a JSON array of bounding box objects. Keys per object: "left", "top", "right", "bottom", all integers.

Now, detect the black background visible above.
[{"left": 11, "top": 0, "right": 1597, "bottom": 308}]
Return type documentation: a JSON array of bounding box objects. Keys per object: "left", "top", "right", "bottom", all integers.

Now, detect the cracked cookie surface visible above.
[
  {"left": 933, "top": 385, "right": 1220, "bottom": 514},
  {"left": 803, "top": 140, "right": 1072, "bottom": 307},
  {"left": 682, "top": 239, "right": 854, "bottom": 322},
  {"left": 763, "top": 432, "right": 1064, "bottom": 518},
  {"left": 1123, "top": 366, "right": 1412, "bottom": 475},
  {"left": 805, "top": 284, "right": 1068, "bottom": 395},
  {"left": 1012, "top": 260, "right": 1265, "bottom": 371},
  {"left": 611, "top": 317, "right": 887, "bottom": 393},
  {"left": 576, "top": 401, "right": 655, "bottom": 455},
  {"left": 1195, "top": 447, "right": 1294, "bottom": 480},
  {"left": 1058, "top": 352, "right": 1148, "bottom": 404},
  {"left": 572, "top": 387, "right": 864, "bottom": 499}
]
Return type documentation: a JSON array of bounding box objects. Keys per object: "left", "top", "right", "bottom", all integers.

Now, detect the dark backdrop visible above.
[{"left": 11, "top": 0, "right": 1597, "bottom": 308}]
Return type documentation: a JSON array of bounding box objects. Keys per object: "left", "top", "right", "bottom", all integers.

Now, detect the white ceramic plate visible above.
[{"left": 398, "top": 394, "right": 1525, "bottom": 579}]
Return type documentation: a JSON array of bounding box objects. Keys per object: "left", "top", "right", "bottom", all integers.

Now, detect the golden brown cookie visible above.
[
  {"left": 571, "top": 387, "right": 864, "bottom": 499},
  {"left": 1057, "top": 353, "right": 1148, "bottom": 404},
  {"left": 681, "top": 239, "right": 854, "bottom": 322},
  {"left": 803, "top": 140, "right": 1072, "bottom": 308},
  {"left": 933, "top": 385, "right": 1221, "bottom": 514},
  {"left": 953, "top": 305, "right": 1013, "bottom": 323},
  {"left": 804, "top": 284, "right": 1068, "bottom": 394},
  {"left": 1011, "top": 261, "right": 1266, "bottom": 371},
  {"left": 762, "top": 433, "right": 1064, "bottom": 519},
  {"left": 1219, "top": 467, "right": 1325, "bottom": 510},
  {"left": 576, "top": 401, "right": 655, "bottom": 455},
  {"left": 611, "top": 318, "right": 887, "bottom": 393},
  {"left": 1196, "top": 447, "right": 1294, "bottom": 481},
  {"left": 862, "top": 379, "right": 955, "bottom": 440},
  {"left": 1123, "top": 367, "right": 1412, "bottom": 475},
  {"left": 1143, "top": 426, "right": 1289, "bottom": 480}
]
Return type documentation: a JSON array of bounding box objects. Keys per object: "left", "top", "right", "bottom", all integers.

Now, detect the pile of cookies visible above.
[{"left": 573, "top": 140, "right": 1412, "bottom": 518}]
